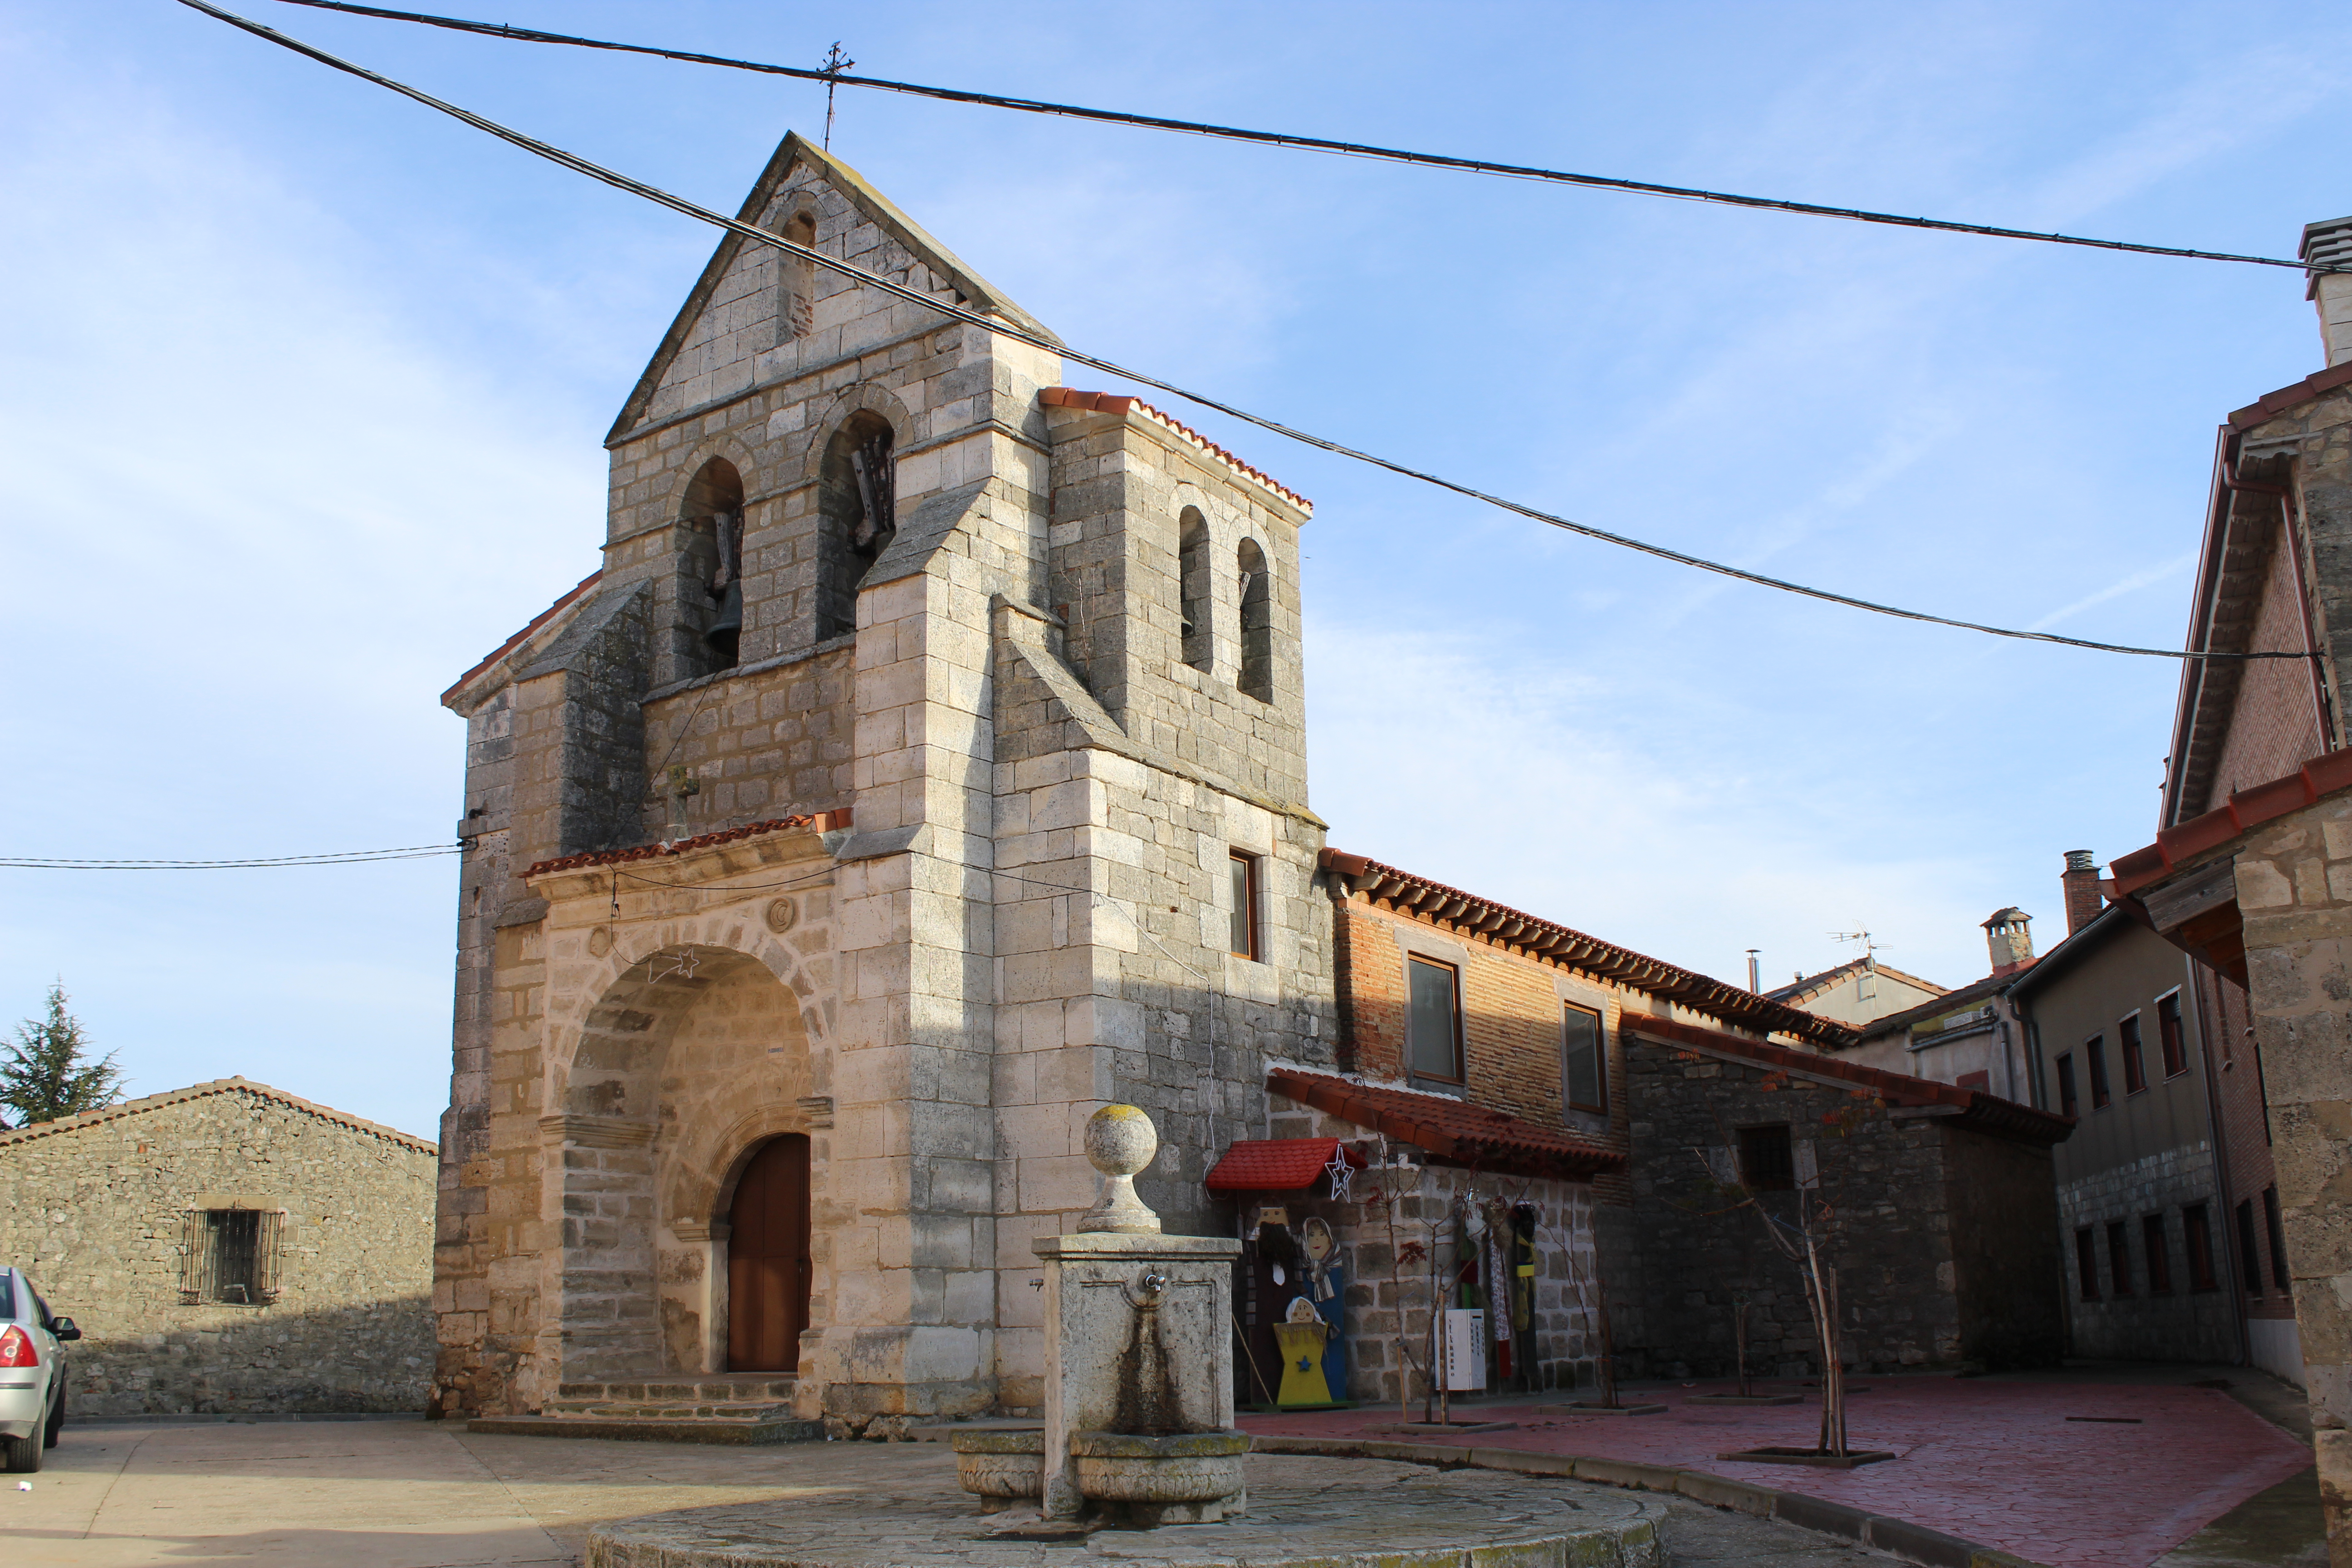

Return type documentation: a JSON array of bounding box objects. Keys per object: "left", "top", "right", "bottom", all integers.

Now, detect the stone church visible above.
[{"left": 433, "top": 133, "right": 1334, "bottom": 1432}]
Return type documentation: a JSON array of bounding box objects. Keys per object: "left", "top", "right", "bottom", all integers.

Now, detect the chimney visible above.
[
  {"left": 1984, "top": 907, "right": 2035, "bottom": 976},
  {"left": 2061, "top": 850, "right": 2104, "bottom": 936},
  {"left": 2305, "top": 216, "right": 2352, "bottom": 368}
]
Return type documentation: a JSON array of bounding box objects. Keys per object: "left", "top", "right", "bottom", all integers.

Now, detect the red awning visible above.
[{"left": 1205, "top": 1137, "right": 1363, "bottom": 1193}]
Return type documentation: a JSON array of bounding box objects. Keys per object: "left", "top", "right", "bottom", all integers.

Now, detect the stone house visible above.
[
  {"left": 1280, "top": 852, "right": 2068, "bottom": 1390},
  {"left": 1765, "top": 957, "right": 1946, "bottom": 1029},
  {"left": 0, "top": 1078, "right": 435, "bottom": 1415},
  {"left": 2000, "top": 897, "right": 2247, "bottom": 1366},
  {"left": 434, "top": 133, "right": 1335, "bottom": 1435}
]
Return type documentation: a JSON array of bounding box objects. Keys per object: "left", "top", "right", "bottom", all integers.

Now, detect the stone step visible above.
[
  {"left": 553, "top": 1377, "right": 800, "bottom": 1403},
  {"left": 467, "top": 1412, "right": 823, "bottom": 1446},
  {"left": 540, "top": 1400, "right": 791, "bottom": 1420}
]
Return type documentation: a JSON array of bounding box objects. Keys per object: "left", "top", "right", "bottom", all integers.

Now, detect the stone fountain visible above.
[
  {"left": 585, "top": 1106, "right": 1670, "bottom": 1568},
  {"left": 956, "top": 1105, "right": 1248, "bottom": 1525}
]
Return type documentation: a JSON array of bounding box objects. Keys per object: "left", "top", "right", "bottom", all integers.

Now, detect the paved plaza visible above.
[
  {"left": 7, "top": 1418, "right": 1895, "bottom": 1568},
  {"left": 1240, "top": 1369, "right": 2317, "bottom": 1568}
]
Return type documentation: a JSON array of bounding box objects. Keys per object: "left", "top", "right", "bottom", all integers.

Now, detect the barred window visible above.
[
  {"left": 1738, "top": 1124, "right": 1795, "bottom": 1192},
  {"left": 180, "top": 1208, "right": 283, "bottom": 1305}
]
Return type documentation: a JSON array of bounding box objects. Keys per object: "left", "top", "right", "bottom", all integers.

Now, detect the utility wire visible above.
[
  {"left": 265, "top": 0, "right": 2349, "bottom": 279},
  {"left": 179, "top": 0, "right": 2308, "bottom": 662},
  {"left": 1, "top": 845, "right": 463, "bottom": 869}
]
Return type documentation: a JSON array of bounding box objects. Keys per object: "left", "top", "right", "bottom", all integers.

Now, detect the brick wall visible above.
[
  {"left": 2199, "top": 969, "right": 2295, "bottom": 1334},
  {"left": 0, "top": 1085, "right": 435, "bottom": 1415},
  {"left": 2203, "top": 516, "right": 2326, "bottom": 812}
]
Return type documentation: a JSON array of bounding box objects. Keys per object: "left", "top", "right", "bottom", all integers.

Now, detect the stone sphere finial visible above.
[{"left": 1078, "top": 1104, "right": 1162, "bottom": 1234}]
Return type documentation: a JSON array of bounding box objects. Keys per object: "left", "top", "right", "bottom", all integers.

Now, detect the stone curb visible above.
[{"left": 1245, "top": 1434, "right": 2051, "bottom": 1568}]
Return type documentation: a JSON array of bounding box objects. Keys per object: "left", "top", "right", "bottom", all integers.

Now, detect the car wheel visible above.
[
  {"left": 1, "top": 1429, "right": 39, "bottom": 1473},
  {"left": 44, "top": 1380, "right": 64, "bottom": 1448}
]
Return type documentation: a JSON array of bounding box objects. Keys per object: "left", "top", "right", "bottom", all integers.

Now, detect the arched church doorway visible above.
[{"left": 727, "top": 1135, "right": 811, "bottom": 1371}]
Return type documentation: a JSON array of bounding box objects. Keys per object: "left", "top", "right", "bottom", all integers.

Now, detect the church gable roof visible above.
[
  {"left": 0, "top": 1077, "right": 436, "bottom": 1156},
  {"left": 606, "top": 132, "right": 1054, "bottom": 445}
]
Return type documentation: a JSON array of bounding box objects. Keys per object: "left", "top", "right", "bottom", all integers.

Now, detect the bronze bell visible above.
[{"left": 703, "top": 579, "right": 743, "bottom": 662}]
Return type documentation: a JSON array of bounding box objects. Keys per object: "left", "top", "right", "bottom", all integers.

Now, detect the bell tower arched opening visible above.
[
  {"left": 817, "top": 413, "right": 896, "bottom": 639},
  {"left": 679, "top": 458, "right": 747, "bottom": 674}
]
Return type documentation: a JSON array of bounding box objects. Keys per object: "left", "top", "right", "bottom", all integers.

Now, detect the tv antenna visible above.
[
  {"left": 1828, "top": 926, "right": 1885, "bottom": 961},
  {"left": 820, "top": 42, "right": 855, "bottom": 149}
]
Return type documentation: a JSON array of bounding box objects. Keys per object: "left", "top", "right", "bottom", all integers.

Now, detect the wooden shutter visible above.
[{"left": 178, "top": 1210, "right": 205, "bottom": 1302}]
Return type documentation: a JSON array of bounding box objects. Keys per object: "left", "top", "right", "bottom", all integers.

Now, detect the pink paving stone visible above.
[{"left": 1238, "top": 1378, "right": 2310, "bottom": 1568}]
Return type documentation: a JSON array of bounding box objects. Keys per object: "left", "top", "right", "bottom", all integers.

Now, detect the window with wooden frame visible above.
[
  {"left": 179, "top": 1207, "right": 283, "bottom": 1305},
  {"left": 2119, "top": 1014, "right": 2147, "bottom": 1095},
  {"left": 2264, "top": 1186, "right": 2292, "bottom": 1292},
  {"left": 1737, "top": 1124, "right": 1795, "bottom": 1192},
  {"left": 2156, "top": 992, "right": 2187, "bottom": 1078},
  {"left": 2143, "top": 1214, "right": 2171, "bottom": 1293},
  {"left": 1562, "top": 1003, "right": 1606, "bottom": 1114},
  {"left": 2086, "top": 1036, "right": 2112, "bottom": 1109},
  {"left": 2106, "top": 1219, "right": 2132, "bottom": 1297},
  {"left": 2074, "top": 1227, "right": 2099, "bottom": 1300},
  {"left": 1406, "top": 956, "right": 1464, "bottom": 1084},
  {"left": 1227, "top": 850, "right": 1261, "bottom": 961},
  {"left": 2236, "top": 1200, "right": 2264, "bottom": 1296},
  {"left": 2056, "top": 1053, "right": 2078, "bottom": 1118},
  {"left": 2184, "top": 1203, "right": 2219, "bottom": 1291}
]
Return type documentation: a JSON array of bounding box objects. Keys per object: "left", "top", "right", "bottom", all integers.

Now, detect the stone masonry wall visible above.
[
  {"left": 1263, "top": 1095, "right": 1603, "bottom": 1405},
  {"left": 1613, "top": 1036, "right": 1965, "bottom": 1377},
  {"left": 0, "top": 1085, "right": 435, "bottom": 1414}
]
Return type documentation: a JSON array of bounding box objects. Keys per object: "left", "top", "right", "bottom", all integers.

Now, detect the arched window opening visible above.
[
  {"left": 1178, "top": 508, "right": 1212, "bottom": 672},
  {"left": 817, "top": 413, "right": 896, "bottom": 639},
  {"left": 777, "top": 210, "right": 817, "bottom": 342},
  {"left": 1236, "top": 538, "right": 1272, "bottom": 703},
  {"left": 681, "top": 458, "right": 746, "bottom": 671}
]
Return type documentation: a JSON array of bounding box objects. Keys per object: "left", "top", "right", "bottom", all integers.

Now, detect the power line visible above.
[
  {"left": 1, "top": 845, "right": 463, "bottom": 869},
  {"left": 264, "top": 0, "right": 2348, "bottom": 279},
  {"left": 180, "top": 0, "right": 2311, "bottom": 662}
]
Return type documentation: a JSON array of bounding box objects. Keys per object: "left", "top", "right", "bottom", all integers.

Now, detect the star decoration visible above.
[
  {"left": 651, "top": 948, "right": 701, "bottom": 983},
  {"left": 1325, "top": 1145, "right": 1355, "bottom": 1202}
]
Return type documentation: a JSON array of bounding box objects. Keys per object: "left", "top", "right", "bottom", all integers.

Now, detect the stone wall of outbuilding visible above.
[{"left": 0, "top": 1082, "right": 435, "bottom": 1415}]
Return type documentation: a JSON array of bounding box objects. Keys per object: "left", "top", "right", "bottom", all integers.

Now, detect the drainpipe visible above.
[{"left": 2186, "top": 958, "right": 2252, "bottom": 1367}]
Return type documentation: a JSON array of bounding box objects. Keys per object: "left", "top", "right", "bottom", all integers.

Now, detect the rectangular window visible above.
[
  {"left": 2143, "top": 1214, "right": 2171, "bottom": 1294},
  {"left": 1857, "top": 970, "right": 1877, "bottom": 1000},
  {"left": 2087, "top": 1037, "right": 2112, "bottom": 1109},
  {"left": 1227, "top": 850, "right": 1259, "bottom": 961},
  {"left": 2057, "top": 1054, "right": 2078, "bottom": 1118},
  {"left": 2107, "top": 1219, "right": 2132, "bottom": 1297},
  {"left": 2119, "top": 1015, "right": 2146, "bottom": 1095},
  {"left": 1406, "top": 956, "right": 1463, "bottom": 1083},
  {"left": 2157, "top": 993, "right": 2187, "bottom": 1078},
  {"left": 179, "top": 1208, "right": 282, "bottom": 1305},
  {"left": 1738, "top": 1124, "right": 1795, "bottom": 1192},
  {"left": 2075, "top": 1227, "right": 2100, "bottom": 1301},
  {"left": 1562, "top": 1004, "right": 1606, "bottom": 1113},
  {"left": 2185, "top": 1203, "right": 2219, "bottom": 1291},
  {"left": 2237, "top": 1200, "right": 2264, "bottom": 1296},
  {"left": 2264, "top": 1187, "right": 2292, "bottom": 1292}
]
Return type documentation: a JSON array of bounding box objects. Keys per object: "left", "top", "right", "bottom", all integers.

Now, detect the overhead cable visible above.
[
  {"left": 177, "top": 1, "right": 2309, "bottom": 662},
  {"left": 1, "top": 844, "right": 463, "bottom": 869},
  {"left": 264, "top": 0, "right": 2348, "bottom": 278}
]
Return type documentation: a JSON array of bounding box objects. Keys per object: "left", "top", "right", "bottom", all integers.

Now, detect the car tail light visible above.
[{"left": 0, "top": 1326, "right": 35, "bottom": 1367}]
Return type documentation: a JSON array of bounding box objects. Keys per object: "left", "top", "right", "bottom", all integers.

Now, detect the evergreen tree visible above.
[{"left": 0, "top": 983, "right": 124, "bottom": 1128}]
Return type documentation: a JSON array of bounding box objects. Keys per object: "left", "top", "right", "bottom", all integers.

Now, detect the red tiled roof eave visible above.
[
  {"left": 1620, "top": 1012, "right": 2075, "bottom": 1147},
  {"left": 1041, "top": 388, "right": 1312, "bottom": 512},
  {"left": 2114, "top": 748, "right": 2352, "bottom": 897},
  {"left": 1265, "top": 1068, "right": 1624, "bottom": 1179},
  {"left": 1204, "top": 1137, "right": 1365, "bottom": 1193},
  {"left": 442, "top": 571, "right": 603, "bottom": 706},
  {"left": 2226, "top": 359, "right": 2352, "bottom": 431},
  {"left": 1320, "top": 849, "right": 1857, "bottom": 1050},
  {"left": 524, "top": 809, "right": 846, "bottom": 878}
]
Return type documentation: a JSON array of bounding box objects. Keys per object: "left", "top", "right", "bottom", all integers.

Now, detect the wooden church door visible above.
[{"left": 726, "top": 1135, "right": 811, "bottom": 1372}]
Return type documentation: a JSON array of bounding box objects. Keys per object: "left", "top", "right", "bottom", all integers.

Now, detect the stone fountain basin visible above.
[
  {"left": 950, "top": 1428, "right": 1044, "bottom": 1507},
  {"left": 1071, "top": 1429, "right": 1249, "bottom": 1510}
]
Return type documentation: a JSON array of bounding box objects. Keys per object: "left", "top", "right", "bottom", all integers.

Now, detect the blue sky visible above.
[{"left": 2, "top": 1, "right": 2345, "bottom": 1139}]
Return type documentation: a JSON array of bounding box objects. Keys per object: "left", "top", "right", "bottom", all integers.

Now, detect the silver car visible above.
[{"left": 1, "top": 1266, "right": 78, "bottom": 1472}]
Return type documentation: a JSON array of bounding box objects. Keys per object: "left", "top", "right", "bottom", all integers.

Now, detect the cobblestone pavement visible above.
[
  {"left": 5, "top": 1419, "right": 1898, "bottom": 1568},
  {"left": 1240, "top": 1369, "right": 2314, "bottom": 1568}
]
